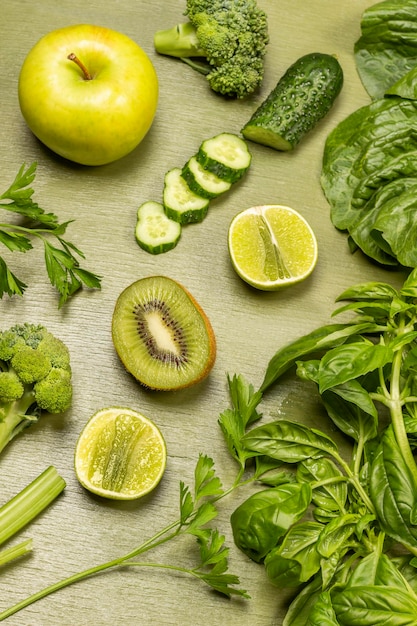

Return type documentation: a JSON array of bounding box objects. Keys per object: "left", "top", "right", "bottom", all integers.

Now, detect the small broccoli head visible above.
[
  {"left": 37, "top": 332, "right": 71, "bottom": 370},
  {"left": 0, "top": 330, "right": 26, "bottom": 362},
  {"left": 193, "top": 14, "right": 237, "bottom": 64},
  {"left": 0, "top": 323, "right": 73, "bottom": 455},
  {"left": 34, "top": 368, "right": 72, "bottom": 414},
  {"left": 11, "top": 346, "right": 52, "bottom": 384},
  {"left": 0, "top": 323, "right": 73, "bottom": 404},
  {"left": 0, "top": 324, "right": 71, "bottom": 378},
  {"left": 207, "top": 54, "right": 265, "bottom": 98},
  {"left": 0, "top": 371, "right": 25, "bottom": 403}
]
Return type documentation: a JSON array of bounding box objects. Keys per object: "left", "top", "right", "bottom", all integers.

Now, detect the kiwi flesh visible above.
[{"left": 112, "top": 276, "right": 216, "bottom": 391}]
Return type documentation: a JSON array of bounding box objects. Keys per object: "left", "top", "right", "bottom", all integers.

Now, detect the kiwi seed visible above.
[{"left": 112, "top": 276, "right": 216, "bottom": 391}]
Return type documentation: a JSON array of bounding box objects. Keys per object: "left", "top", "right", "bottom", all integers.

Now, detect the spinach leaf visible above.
[
  {"left": 321, "top": 98, "right": 417, "bottom": 230},
  {"left": 387, "top": 63, "right": 417, "bottom": 99},
  {"left": 371, "top": 181, "right": 417, "bottom": 266},
  {"left": 320, "top": 80, "right": 417, "bottom": 267},
  {"left": 354, "top": 0, "right": 417, "bottom": 99},
  {"left": 352, "top": 150, "right": 417, "bottom": 208}
]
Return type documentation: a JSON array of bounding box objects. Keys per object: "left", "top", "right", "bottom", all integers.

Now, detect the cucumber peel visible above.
[{"left": 242, "top": 52, "right": 344, "bottom": 151}]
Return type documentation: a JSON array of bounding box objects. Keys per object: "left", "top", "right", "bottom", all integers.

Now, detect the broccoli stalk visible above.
[
  {"left": 0, "top": 389, "right": 40, "bottom": 455},
  {"left": 154, "top": 0, "right": 269, "bottom": 99},
  {"left": 0, "top": 323, "right": 73, "bottom": 456},
  {"left": 154, "top": 22, "right": 206, "bottom": 60}
]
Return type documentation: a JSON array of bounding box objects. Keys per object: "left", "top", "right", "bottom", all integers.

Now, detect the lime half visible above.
[
  {"left": 75, "top": 407, "right": 167, "bottom": 500},
  {"left": 228, "top": 204, "right": 318, "bottom": 290}
]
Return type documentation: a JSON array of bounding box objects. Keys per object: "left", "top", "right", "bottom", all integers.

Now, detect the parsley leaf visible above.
[
  {"left": 218, "top": 374, "right": 263, "bottom": 469},
  {"left": 0, "top": 163, "right": 101, "bottom": 306}
]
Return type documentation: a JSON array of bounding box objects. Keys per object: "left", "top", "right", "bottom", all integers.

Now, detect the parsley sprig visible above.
[
  {"left": 0, "top": 454, "right": 249, "bottom": 620},
  {"left": 0, "top": 162, "right": 101, "bottom": 306}
]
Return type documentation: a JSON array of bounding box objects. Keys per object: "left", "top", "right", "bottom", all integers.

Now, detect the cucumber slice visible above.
[
  {"left": 196, "top": 133, "right": 252, "bottom": 183},
  {"left": 182, "top": 156, "right": 232, "bottom": 199},
  {"left": 135, "top": 201, "right": 181, "bottom": 254},
  {"left": 163, "top": 168, "right": 209, "bottom": 224}
]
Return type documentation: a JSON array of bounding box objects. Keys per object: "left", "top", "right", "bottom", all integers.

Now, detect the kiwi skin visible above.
[{"left": 112, "top": 276, "right": 216, "bottom": 391}]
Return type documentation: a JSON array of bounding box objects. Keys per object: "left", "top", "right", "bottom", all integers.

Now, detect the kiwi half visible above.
[{"left": 112, "top": 276, "right": 216, "bottom": 391}]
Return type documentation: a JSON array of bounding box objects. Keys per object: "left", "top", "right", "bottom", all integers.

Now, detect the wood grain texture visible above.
[{"left": 0, "top": 1, "right": 400, "bottom": 624}]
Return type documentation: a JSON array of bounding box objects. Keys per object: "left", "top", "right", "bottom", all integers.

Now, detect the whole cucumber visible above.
[{"left": 242, "top": 52, "right": 344, "bottom": 151}]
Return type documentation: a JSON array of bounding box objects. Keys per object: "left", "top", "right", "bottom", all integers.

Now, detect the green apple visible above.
[{"left": 18, "top": 24, "right": 159, "bottom": 166}]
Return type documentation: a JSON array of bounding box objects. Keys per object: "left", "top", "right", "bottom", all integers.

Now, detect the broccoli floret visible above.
[
  {"left": 0, "top": 323, "right": 72, "bottom": 455},
  {"left": 154, "top": 0, "right": 269, "bottom": 99}
]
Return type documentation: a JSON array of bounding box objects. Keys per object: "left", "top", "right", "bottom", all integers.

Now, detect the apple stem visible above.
[{"left": 67, "top": 53, "right": 92, "bottom": 80}]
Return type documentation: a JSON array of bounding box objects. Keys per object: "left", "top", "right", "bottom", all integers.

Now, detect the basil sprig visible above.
[{"left": 225, "top": 268, "right": 417, "bottom": 624}]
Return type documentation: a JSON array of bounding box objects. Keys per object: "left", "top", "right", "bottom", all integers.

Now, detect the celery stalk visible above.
[
  {"left": 0, "top": 539, "right": 33, "bottom": 567},
  {"left": 0, "top": 466, "right": 65, "bottom": 547}
]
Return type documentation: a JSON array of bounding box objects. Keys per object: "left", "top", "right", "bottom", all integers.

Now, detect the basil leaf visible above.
[
  {"left": 321, "top": 380, "right": 378, "bottom": 443},
  {"left": 242, "top": 420, "right": 339, "bottom": 463},
  {"left": 317, "top": 513, "right": 360, "bottom": 558},
  {"left": 332, "top": 585, "right": 417, "bottom": 625},
  {"left": 297, "top": 457, "right": 347, "bottom": 512},
  {"left": 333, "top": 299, "right": 393, "bottom": 319},
  {"left": 306, "top": 590, "right": 338, "bottom": 626},
  {"left": 260, "top": 323, "right": 380, "bottom": 393},
  {"left": 230, "top": 483, "right": 311, "bottom": 563},
  {"left": 320, "top": 550, "right": 343, "bottom": 590},
  {"left": 370, "top": 428, "right": 417, "bottom": 550},
  {"left": 313, "top": 508, "right": 340, "bottom": 524},
  {"left": 347, "top": 552, "right": 411, "bottom": 591},
  {"left": 283, "top": 575, "right": 323, "bottom": 626},
  {"left": 264, "top": 521, "right": 323, "bottom": 585},
  {"left": 336, "top": 281, "right": 399, "bottom": 302},
  {"left": 401, "top": 267, "right": 417, "bottom": 297},
  {"left": 394, "top": 555, "right": 417, "bottom": 592},
  {"left": 318, "top": 341, "right": 393, "bottom": 393},
  {"left": 297, "top": 357, "right": 378, "bottom": 442},
  {"left": 254, "top": 456, "right": 295, "bottom": 486}
]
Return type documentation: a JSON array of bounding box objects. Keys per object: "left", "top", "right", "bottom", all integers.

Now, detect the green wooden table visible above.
[{"left": 0, "top": 1, "right": 398, "bottom": 624}]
